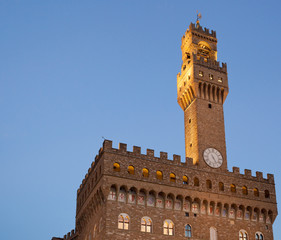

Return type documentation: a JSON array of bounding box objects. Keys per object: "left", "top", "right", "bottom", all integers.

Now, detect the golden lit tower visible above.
[{"left": 177, "top": 21, "right": 229, "bottom": 172}]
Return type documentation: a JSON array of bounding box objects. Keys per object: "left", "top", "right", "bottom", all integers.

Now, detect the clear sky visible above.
[{"left": 1, "top": 1, "right": 281, "bottom": 239}]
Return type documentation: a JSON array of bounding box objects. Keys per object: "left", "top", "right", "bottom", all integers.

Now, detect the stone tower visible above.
[
  {"left": 51, "top": 21, "right": 278, "bottom": 240},
  {"left": 177, "top": 22, "right": 228, "bottom": 172}
]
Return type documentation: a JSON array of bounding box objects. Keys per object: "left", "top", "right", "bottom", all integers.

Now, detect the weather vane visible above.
[{"left": 196, "top": 11, "right": 202, "bottom": 28}]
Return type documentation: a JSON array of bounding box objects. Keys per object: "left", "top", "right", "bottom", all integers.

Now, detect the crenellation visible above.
[
  {"left": 256, "top": 171, "right": 263, "bottom": 180},
  {"left": 189, "top": 23, "right": 216, "bottom": 38},
  {"left": 98, "top": 147, "right": 103, "bottom": 155},
  {"left": 118, "top": 143, "right": 127, "bottom": 152},
  {"left": 245, "top": 169, "right": 252, "bottom": 177},
  {"left": 133, "top": 145, "right": 141, "bottom": 155},
  {"left": 232, "top": 167, "right": 240, "bottom": 174},
  {"left": 146, "top": 149, "right": 154, "bottom": 157},
  {"left": 185, "top": 157, "right": 193, "bottom": 166},
  {"left": 193, "top": 54, "right": 227, "bottom": 72},
  {"left": 173, "top": 154, "right": 181, "bottom": 164},
  {"left": 267, "top": 174, "right": 274, "bottom": 184},
  {"left": 103, "top": 139, "right": 112, "bottom": 150},
  {"left": 160, "top": 151, "right": 168, "bottom": 159}
]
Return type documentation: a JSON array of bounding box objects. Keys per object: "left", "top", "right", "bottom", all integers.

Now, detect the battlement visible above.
[
  {"left": 192, "top": 53, "right": 227, "bottom": 73},
  {"left": 77, "top": 140, "right": 275, "bottom": 195},
  {"left": 103, "top": 140, "right": 274, "bottom": 183},
  {"left": 188, "top": 22, "right": 216, "bottom": 38},
  {"left": 63, "top": 229, "right": 76, "bottom": 240},
  {"left": 230, "top": 167, "right": 275, "bottom": 184},
  {"left": 103, "top": 139, "right": 194, "bottom": 166}
]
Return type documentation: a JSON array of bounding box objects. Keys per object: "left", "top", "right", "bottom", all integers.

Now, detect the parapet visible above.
[
  {"left": 193, "top": 54, "right": 227, "bottom": 73},
  {"left": 102, "top": 140, "right": 192, "bottom": 167},
  {"left": 188, "top": 22, "right": 216, "bottom": 38},
  {"left": 65, "top": 230, "right": 76, "bottom": 240},
  {"left": 229, "top": 166, "right": 274, "bottom": 184}
]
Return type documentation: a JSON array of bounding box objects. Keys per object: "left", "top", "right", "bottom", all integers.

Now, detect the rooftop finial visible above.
[{"left": 196, "top": 11, "right": 202, "bottom": 28}]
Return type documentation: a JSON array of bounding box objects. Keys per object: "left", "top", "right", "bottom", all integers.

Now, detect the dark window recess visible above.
[
  {"left": 185, "top": 212, "right": 189, "bottom": 217},
  {"left": 208, "top": 103, "right": 212, "bottom": 108},
  {"left": 194, "top": 214, "right": 197, "bottom": 217},
  {"left": 189, "top": 118, "right": 191, "bottom": 123}
]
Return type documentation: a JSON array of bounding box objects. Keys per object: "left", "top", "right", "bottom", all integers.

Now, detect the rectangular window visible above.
[
  {"left": 209, "top": 74, "right": 213, "bottom": 80},
  {"left": 199, "top": 71, "right": 204, "bottom": 77},
  {"left": 218, "top": 77, "right": 223, "bottom": 83}
]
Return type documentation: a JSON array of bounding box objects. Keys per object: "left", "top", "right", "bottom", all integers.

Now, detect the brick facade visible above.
[{"left": 52, "top": 22, "right": 277, "bottom": 240}]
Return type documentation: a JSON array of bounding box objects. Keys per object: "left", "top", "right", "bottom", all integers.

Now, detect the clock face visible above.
[{"left": 203, "top": 148, "right": 223, "bottom": 168}]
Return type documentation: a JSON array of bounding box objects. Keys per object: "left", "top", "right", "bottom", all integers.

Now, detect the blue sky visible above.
[{"left": 0, "top": 1, "right": 281, "bottom": 239}]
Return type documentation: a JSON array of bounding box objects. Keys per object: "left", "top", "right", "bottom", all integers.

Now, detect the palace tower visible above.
[{"left": 52, "top": 21, "right": 277, "bottom": 240}]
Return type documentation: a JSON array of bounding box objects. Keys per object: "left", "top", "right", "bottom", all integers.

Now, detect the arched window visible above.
[
  {"left": 128, "top": 188, "right": 136, "bottom": 204},
  {"left": 118, "top": 213, "right": 129, "bottom": 230},
  {"left": 230, "top": 184, "right": 236, "bottom": 193},
  {"left": 118, "top": 186, "right": 126, "bottom": 202},
  {"left": 242, "top": 186, "right": 248, "bottom": 195},
  {"left": 163, "top": 220, "right": 174, "bottom": 235},
  {"left": 141, "top": 217, "right": 152, "bottom": 233},
  {"left": 194, "top": 177, "right": 199, "bottom": 186},
  {"left": 108, "top": 186, "right": 117, "bottom": 200},
  {"left": 265, "top": 190, "right": 270, "bottom": 198},
  {"left": 254, "top": 188, "right": 259, "bottom": 197},
  {"left": 113, "top": 163, "right": 120, "bottom": 172},
  {"left": 206, "top": 180, "right": 212, "bottom": 189},
  {"left": 156, "top": 170, "right": 163, "bottom": 180},
  {"left": 142, "top": 168, "right": 149, "bottom": 177},
  {"left": 183, "top": 176, "right": 188, "bottom": 185},
  {"left": 210, "top": 227, "right": 217, "bottom": 240},
  {"left": 170, "top": 173, "right": 176, "bottom": 182},
  {"left": 255, "top": 232, "right": 264, "bottom": 240},
  {"left": 219, "top": 182, "right": 224, "bottom": 191},
  {"left": 185, "top": 224, "right": 192, "bottom": 237},
  {"left": 128, "top": 165, "right": 135, "bottom": 175},
  {"left": 239, "top": 230, "right": 248, "bottom": 240}
]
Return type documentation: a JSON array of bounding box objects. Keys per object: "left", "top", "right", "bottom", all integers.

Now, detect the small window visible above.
[
  {"left": 183, "top": 65, "right": 186, "bottom": 71},
  {"left": 163, "top": 220, "right": 174, "bottom": 236},
  {"left": 199, "top": 71, "right": 204, "bottom": 77},
  {"left": 239, "top": 230, "right": 248, "bottom": 240},
  {"left": 141, "top": 217, "right": 152, "bottom": 233},
  {"left": 185, "top": 212, "right": 189, "bottom": 217},
  {"left": 113, "top": 163, "right": 120, "bottom": 172},
  {"left": 170, "top": 173, "right": 176, "bottom": 183},
  {"left": 208, "top": 103, "right": 212, "bottom": 108},
  {"left": 218, "top": 77, "right": 223, "bottom": 83},
  {"left": 206, "top": 180, "right": 212, "bottom": 189},
  {"left": 156, "top": 170, "right": 163, "bottom": 180},
  {"left": 142, "top": 168, "right": 149, "bottom": 178},
  {"left": 219, "top": 182, "right": 224, "bottom": 191},
  {"left": 190, "top": 143, "right": 192, "bottom": 147},
  {"left": 254, "top": 188, "right": 259, "bottom": 197},
  {"left": 230, "top": 184, "right": 236, "bottom": 193},
  {"left": 188, "top": 74, "right": 191, "bottom": 80},
  {"left": 183, "top": 176, "right": 188, "bottom": 185},
  {"left": 185, "top": 224, "right": 192, "bottom": 237},
  {"left": 242, "top": 186, "right": 248, "bottom": 195},
  {"left": 118, "top": 214, "right": 130, "bottom": 230},
  {"left": 128, "top": 165, "right": 135, "bottom": 175},
  {"left": 194, "top": 177, "right": 199, "bottom": 187},
  {"left": 189, "top": 118, "right": 191, "bottom": 123},
  {"left": 265, "top": 190, "right": 270, "bottom": 198},
  {"left": 255, "top": 232, "right": 264, "bottom": 240},
  {"left": 209, "top": 74, "right": 213, "bottom": 80}
]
